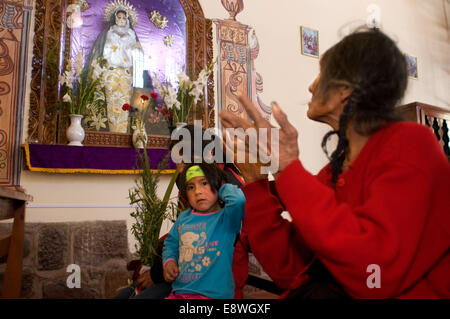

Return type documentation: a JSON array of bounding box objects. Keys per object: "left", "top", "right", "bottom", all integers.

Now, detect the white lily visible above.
[
  {"left": 74, "top": 51, "right": 84, "bottom": 78},
  {"left": 196, "top": 69, "right": 209, "bottom": 87},
  {"left": 152, "top": 73, "right": 165, "bottom": 97},
  {"left": 177, "top": 71, "right": 192, "bottom": 89},
  {"left": 91, "top": 59, "right": 105, "bottom": 81},
  {"left": 163, "top": 85, "right": 178, "bottom": 108},
  {"left": 60, "top": 71, "right": 75, "bottom": 89},
  {"left": 62, "top": 93, "right": 72, "bottom": 103},
  {"left": 151, "top": 59, "right": 216, "bottom": 124},
  {"left": 164, "top": 93, "right": 177, "bottom": 109},
  {"left": 188, "top": 84, "right": 203, "bottom": 104}
]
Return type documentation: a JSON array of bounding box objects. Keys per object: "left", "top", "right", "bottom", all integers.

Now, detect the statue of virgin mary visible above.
[{"left": 86, "top": 0, "right": 143, "bottom": 133}]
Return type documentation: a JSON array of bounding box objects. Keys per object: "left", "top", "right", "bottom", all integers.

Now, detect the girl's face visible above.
[
  {"left": 115, "top": 12, "right": 127, "bottom": 27},
  {"left": 186, "top": 176, "right": 220, "bottom": 213}
]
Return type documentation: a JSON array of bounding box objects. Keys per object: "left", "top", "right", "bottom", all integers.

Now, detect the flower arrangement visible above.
[
  {"left": 152, "top": 60, "right": 215, "bottom": 125},
  {"left": 148, "top": 103, "right": 174, "bottom": 126},
  {"left": 123, "top": 93, "right": 152, "bottom": 133},
  {"left": 59, "top": 51, "right": 106, "bottom": 115}
]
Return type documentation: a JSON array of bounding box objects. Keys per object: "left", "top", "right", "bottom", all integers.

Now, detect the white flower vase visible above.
[
  {"left": 132, "top": 128, "right": 148, "bottom": 149},
  {"left": 171, "top": 122, "right": 187, "bottom": 139},
  {"left": 66, "top": 114, "right": 85, "bottom": 146}
]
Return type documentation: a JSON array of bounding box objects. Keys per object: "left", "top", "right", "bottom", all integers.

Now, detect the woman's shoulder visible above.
[
  {"left": 371, "top": 121, "right": 448, "bottom": 171},
  {"left": 386, "top": 121, "right": 433, "bottom": 136},
  {"left": 369, "top": 121, "right": 435, "bottom": 149}
]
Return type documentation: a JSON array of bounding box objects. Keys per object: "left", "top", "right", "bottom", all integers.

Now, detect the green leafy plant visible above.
[{"left": 129, "top": 145, "right": 181, "bottom": 267}]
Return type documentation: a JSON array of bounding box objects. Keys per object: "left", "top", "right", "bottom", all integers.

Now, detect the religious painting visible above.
[
  {"left": 28, "top": 0, "right": 212, "bottom": 147},
  {"left": 65, "top": 0, "right": 187, "bottom": 136},
  {"left": 300, "top": 26, "right": 319, "bottom": 58},
  {"left": 405, "top": 53, "right": 418, "bottom": 79}
]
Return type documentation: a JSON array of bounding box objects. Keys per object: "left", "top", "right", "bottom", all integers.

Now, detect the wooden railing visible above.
[{"left": 398, "top": 102, "right": 450, "bottom": 159}]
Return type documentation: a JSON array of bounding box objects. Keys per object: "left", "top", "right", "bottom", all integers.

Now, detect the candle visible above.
[{"left": 366, "top": 4, "right": 382, "bottom": 29}]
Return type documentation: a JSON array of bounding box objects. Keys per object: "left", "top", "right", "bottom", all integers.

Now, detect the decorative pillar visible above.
[
  {"left": 0, "top": 0, "right": 33, "bottom": 186},
  {"left": 214, "top": 0, "right": 271, "bottom": 128}
]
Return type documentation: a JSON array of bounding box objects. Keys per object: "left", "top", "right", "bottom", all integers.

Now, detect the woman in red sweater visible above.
[{"left": 219, "top": 28, "right": 450, "bottom": 298}]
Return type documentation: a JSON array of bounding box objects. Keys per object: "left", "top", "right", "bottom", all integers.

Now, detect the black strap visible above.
[{"left": 246, "top": 275, "right": 284, "bottom": 295}]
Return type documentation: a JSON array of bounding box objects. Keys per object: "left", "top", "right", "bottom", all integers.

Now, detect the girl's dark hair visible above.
[
  {"left": 178, "top": 163, "right": 229, "bottom": 201},
  {"left": 170, "top": 124, "right": 241, "bottom": 174},
  {"left": 318, "top": 28, "right": 408, "bottom": 186}
]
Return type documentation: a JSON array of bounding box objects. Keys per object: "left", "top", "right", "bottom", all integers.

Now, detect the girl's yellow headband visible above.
[{"left": 186, "top": 165, "right": 205, "bottom": 182}]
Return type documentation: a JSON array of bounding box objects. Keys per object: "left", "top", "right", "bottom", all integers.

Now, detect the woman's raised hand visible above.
[{"left": 219, "top": 95, "right": 299, "bottom": 181}]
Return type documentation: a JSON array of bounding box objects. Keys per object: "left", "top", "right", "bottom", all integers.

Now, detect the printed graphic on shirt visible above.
[{"left": 177, "top": 223, "right": 221, "bottom": 283}]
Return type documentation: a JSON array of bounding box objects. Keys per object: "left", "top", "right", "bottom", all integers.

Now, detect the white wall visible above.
[
  {"left": 20, "top": 0, "right": 450, "bottom": 252},
  {"left": 201, "top": 0, "right": 450, "bottom": 173}
]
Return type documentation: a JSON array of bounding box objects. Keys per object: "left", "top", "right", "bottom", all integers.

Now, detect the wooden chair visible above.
[
  {"left": 398, "top": 102, "right": 450, "bottom": 161},
  {"left": 0, "top": 187, "right": 32, "bottom": 298}
]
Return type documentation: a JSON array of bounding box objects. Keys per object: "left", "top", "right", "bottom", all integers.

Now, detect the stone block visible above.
[
  {"left": 0, "top": 232, "right": 33, "bottom": 264},
  {"left": 42, "top": 281, "right": 99, "bottom": 299},
  {"left": 104, "top": 259, "right": 133, "bottom": 298},
  {"left": 0, "top": 268, "right": 34, "bottom": 298},
  {"left": 38, "top": 224, "right": 69, "bottom": 271},
  {"left": 78, "top": 266, "right": 105, "bottom": 296},
  {"left": 23, "top": 234, "right": 32, "bottom": 259},
  {"left": 73, "top": 221, "right": 129, "bottom": 267},
  {"left": 20, "top": 268, "right": 34, "bottom": 298}
]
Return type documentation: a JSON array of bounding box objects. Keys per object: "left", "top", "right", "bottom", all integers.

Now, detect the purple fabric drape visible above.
[{"left": 25, "top": 144, "right": 176, "bottom": 173}]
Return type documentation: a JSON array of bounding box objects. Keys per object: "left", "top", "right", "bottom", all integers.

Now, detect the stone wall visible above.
[
  {"left": 0, "top": 220, "right": 134, "bottom": 298},
  {"left": 0, "top": 220, "right": 280, "bottom": 299}
]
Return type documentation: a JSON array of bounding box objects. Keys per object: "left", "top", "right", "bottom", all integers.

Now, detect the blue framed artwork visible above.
[
  {"left": 300, "top": 26, "right": 319, "bottom": 58},
  {"left": 405, "top": 53, "right": 418, "bottom": 79}
]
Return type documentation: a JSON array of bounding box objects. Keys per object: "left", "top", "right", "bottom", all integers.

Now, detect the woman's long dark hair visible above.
[{"left": 319, "top": 28, "right": 408, "bottom": 186}]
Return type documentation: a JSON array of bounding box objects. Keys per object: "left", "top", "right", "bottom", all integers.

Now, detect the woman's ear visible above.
[{"left": 339, "top": 86, "right": 354, "bottom": 104}]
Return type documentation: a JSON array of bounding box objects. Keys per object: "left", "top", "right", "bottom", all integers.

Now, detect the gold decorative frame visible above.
[
  {"left": 27, "top": 0, "right": 214, "bottom": 148},
  {"left": 405, "top": 53, "right": 418, "bottom": 80}
]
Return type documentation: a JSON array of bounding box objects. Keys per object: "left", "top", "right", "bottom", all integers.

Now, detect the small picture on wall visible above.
[
  {"left": 405, "top": 54, "right": 418, "bottom": 79},
  {"left": 300, "top": 26, "right": 319, "bottom": 58}
]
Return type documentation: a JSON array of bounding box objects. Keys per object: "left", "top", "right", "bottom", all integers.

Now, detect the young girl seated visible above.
[{"left": 162, "top": 163, "right": 245, "bottom": 299}]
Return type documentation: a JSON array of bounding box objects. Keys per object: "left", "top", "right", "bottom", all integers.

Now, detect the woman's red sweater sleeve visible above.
[{"left": 242, "top": 179, "right": 314, "bottom": 290}]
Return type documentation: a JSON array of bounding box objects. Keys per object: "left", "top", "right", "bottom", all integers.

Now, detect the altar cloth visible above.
[{"left": 24, "top": 143, "right": 176, "bottom": 174}]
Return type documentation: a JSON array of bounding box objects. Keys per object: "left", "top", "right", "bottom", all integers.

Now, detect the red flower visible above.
[
  {"left": 150, "top": 92, "right": 158, "bottom": 99},
  {"left": 122, "top": 103, "right": 130, "bottom": 111},
  {"left": 140, "top": 94, "right": 149, "bottom": 101},
  {"left": 165, "top": 108, "right": 174, "bottom": 119}
]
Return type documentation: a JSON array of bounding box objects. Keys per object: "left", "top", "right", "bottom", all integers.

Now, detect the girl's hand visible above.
[{"left": 163, "top": 260, "right": 179, "bottom": 282}]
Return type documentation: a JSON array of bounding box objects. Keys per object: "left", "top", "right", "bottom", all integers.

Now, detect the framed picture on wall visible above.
[
  {"left": 300, "top": 26, "right": 319, "bottom": 58},
  {"left": 405, "top": 53, "right": 418, "bottom": 79}
]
